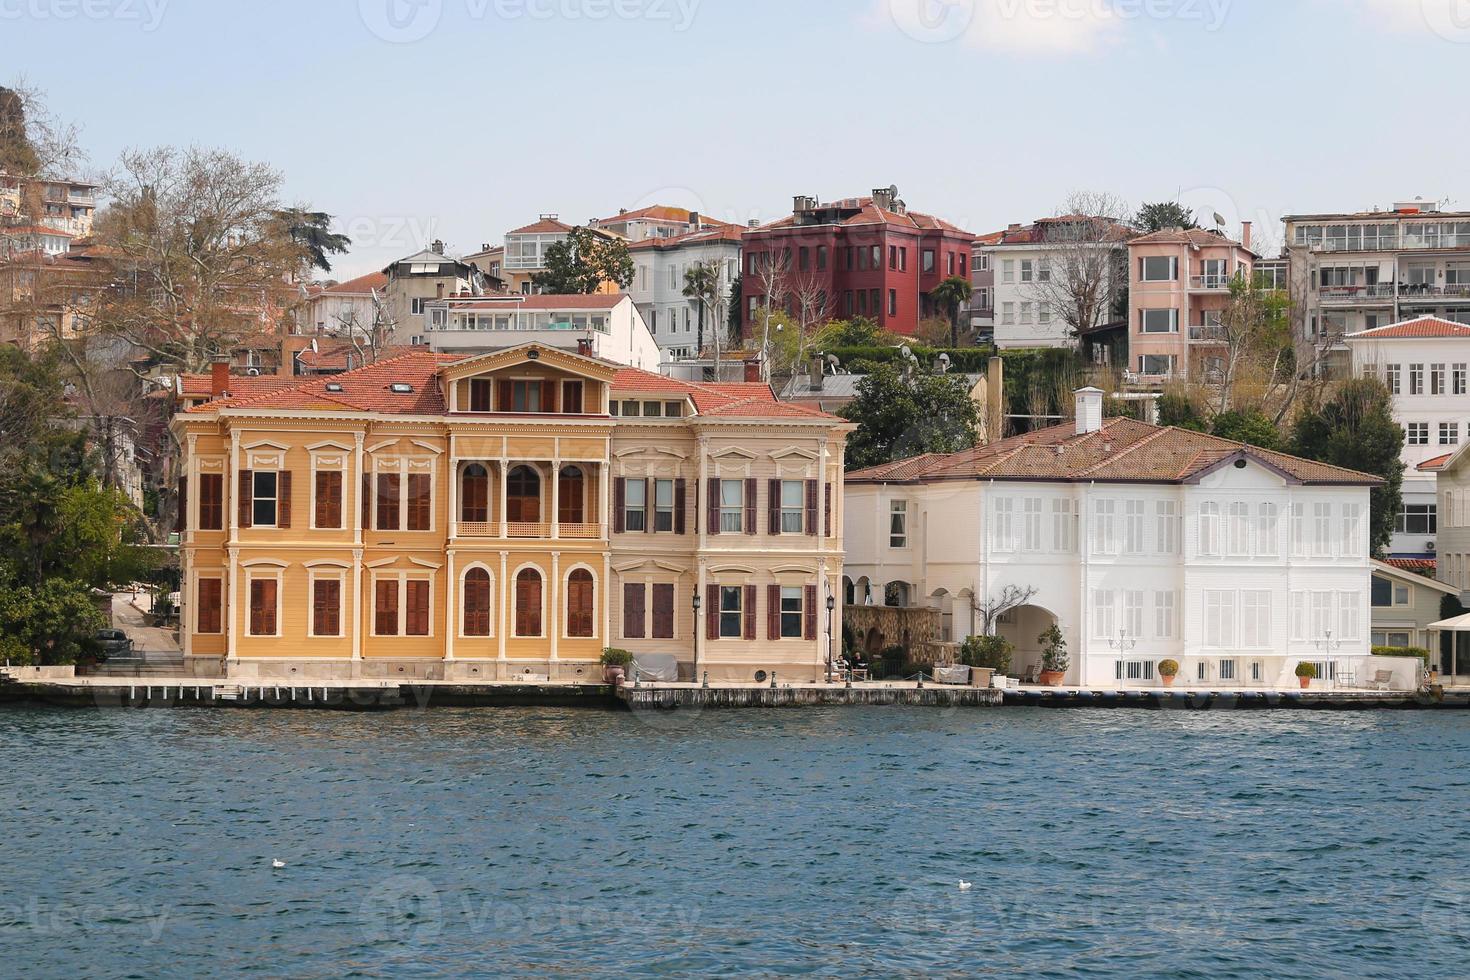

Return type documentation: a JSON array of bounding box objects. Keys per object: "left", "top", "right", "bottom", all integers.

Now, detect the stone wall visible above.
[{"left": 843, "top": 604, "right": 943, "bottom": 659}]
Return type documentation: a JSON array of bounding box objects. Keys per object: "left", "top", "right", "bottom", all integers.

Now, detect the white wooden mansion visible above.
[{"left": 844, "top": 389, "right": 1383, "bottom": 688}]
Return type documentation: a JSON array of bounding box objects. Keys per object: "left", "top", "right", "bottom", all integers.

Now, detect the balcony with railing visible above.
[
  {"left": 1399, "top": 283, "right": 1470, "bottom": 304},
  {"left": 1318, "top": 283, "right": 1396, "bottom": 304},
  {"left": 451, "top": 459, "right": 607, "bottom": 542},
  {"left": 1188, "top": 275, "right": 1233, "bottom": 291},
  {"left": 1188, "top": 325, "right": 1228, "bottom": 343}
]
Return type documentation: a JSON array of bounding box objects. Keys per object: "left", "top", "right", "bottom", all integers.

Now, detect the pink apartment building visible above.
[{"left": 1129, "top": 225, "right": 1256, "bottom": 380}]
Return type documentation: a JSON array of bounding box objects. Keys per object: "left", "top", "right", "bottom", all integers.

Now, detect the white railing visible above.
[{"left": 1189, "top": 275, "right": 1232, "bottom": 290}]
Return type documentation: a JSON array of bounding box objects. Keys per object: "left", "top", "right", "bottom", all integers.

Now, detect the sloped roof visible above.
[
  {"left": 627, "top": 226, "right": 745, "bottom": 251},
  {"left": 752, "top": 197, "right": 972, "bottom": 237},
  {"left": 444, "top": 294, "right": 626, "bottom": 311},
  {"left": 595, "top": 205, "right": 739, "bottom": 228},
  {"left": 848, "top": 417, "right": 1381, "bottom": 486},
  {"left": 507, "top": 217, "right": 574, "bottom": 235},
  {"left": 178, "top": 374, "right": 302, "bottom": 400},
  {"left": 1128, "top": 227, "right": 1250, "bottom": 250},
  {"left": 1345, "top": 315, "right": 1470, "bottom": 340},
  {"left": 1418, "top": 453, "right": 1454, "bottom": 472},
  {"left": 310, "top": 271, "right": 388, "bottom": 296}
]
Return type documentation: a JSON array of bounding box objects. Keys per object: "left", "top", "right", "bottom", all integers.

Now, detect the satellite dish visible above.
[
  {"left": 827, "top": 353, "right": 841, "bottom": 374},
  {"left": 309, "top": 338, "right": 319, "bottom": 354},
  {"left": 888, "top": 184, "right": 899, "bottom": 200},
  {"left": 1212, "top": 211, "right": 1225, "bottom": 227},
  {"left": 899, "top": 345, "right": 912, "bottom": 359},
  {"left": 938, "top": 352, "right": 951, "bottom": 373}
]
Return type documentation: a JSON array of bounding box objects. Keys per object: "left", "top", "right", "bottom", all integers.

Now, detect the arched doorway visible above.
[
  {"left": 558, "top": 465, "right": 585, "bottom": 524},
  {"left": 885, "top": 581, "right": 912, "bottom": 608},
  {"left": 930, "top": 589, "right": 954, "bottom": 642},
  {"left": 507, "top": 465, "right": 541, "bottom": 523},
  {"left": 842, "top": 576, "right": 855, "bottom": 606},
  {"left": 998, "top": 604, "right": 1064, "bottom": 682}
]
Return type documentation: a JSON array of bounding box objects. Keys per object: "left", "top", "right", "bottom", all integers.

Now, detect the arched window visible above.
[
  {"left": 463, "top": 568, "right": 492, "bottom": 636},
  {"left": 507, "top": 465, "right": 540, "bottom": 523},
  {"left": 515, "top": 568, "right": 543, "bottom": 636},
  {"left": 559, "top": 465, "right": 585, "bottom": 524},
  {"left": 566, "top": 568, "right": 594, "bottom": 638},
  {"left": 461, "top": 464, "right": 489, "bottom": 523}
]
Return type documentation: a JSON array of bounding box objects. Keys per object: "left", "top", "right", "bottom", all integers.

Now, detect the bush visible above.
[
  {"left": 1038, "top": 624, "right": 1068, "bottom": 672},
  {"left": 900, "top": 661, "right": 935, "bottom": 679},
  {"left": 1295, "top": 661, "right": 1318, "bottom": 679},
  {"left": 600, "top": 647, "right": 633, "bottom": 667},
  {"left": 1373, "top": 645, "right": 1431, "bottom": 662},
  {"left": 1157, "top": 658, "right": 1180, "bottom": 677},
  {"left": 959, "top": 634, "right": 1013, "bottom": 674}
]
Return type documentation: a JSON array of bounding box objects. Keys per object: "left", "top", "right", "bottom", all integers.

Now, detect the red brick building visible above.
[{"left": 739, "top": 187, "right": 974, "bottom": 338}]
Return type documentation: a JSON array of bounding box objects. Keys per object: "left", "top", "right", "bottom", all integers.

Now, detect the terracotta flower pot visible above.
[
  {"left": 1038, "top": 670, "right": 1065, "bottom": 687},
  {"left": 1161, "top": 674, "right": 1176, "bottom": 687},
  {"left": 604, "top": 666, "right": 626, "bottom": 686},
  {"left": 1298, "top": 675, "right": 1311, "bottom": 689}
]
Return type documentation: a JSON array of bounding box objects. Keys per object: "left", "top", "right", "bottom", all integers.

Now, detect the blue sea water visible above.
[{"left": 1, "top": 704, "right": 1468, "bottom": 978}]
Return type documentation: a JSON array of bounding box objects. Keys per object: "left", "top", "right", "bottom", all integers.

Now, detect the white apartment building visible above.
[
  {"left": 590, "top": 205, "right": 736, "bottom": 244},
  {"left": 1346, "top": 315, "right": 1470, "bottom": 557},
  {"left": 979, "top": 216, "right": 1129, "bottom": 349},
  {"left": 1430, "top": 444, "right": 1470, "bottom": 607},
  {"left": 844, "top": 389, "right": 1383, "bottom": 689},
  {"left": 422, "top": 293, "right": 662, "bottom": 370},
  {"left": 293, "top": 271, "right": 388, "bottom": 338},
  {"left": 1284, "top": 200, "right": 1470, "bottom": 372},
  {"left": 628, "top": 226, "right": 742, "bottom": 360}
]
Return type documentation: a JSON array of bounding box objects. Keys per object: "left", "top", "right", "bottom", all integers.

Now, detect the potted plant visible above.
[
  {"left": 1294, "top": 661, "right": 1317, "bottom": 689},
  {"left": 600, "top": 647, "right": 633, "bottom": 685},
  {"left": 1157, "top": 659, "right": 1179, "bottom": 687},
  {"left": 1037, "top": 624, "right": 1069, "bottom": 686},
  {"left": 959, "top": 634, "right": 1013, "bottom": 679}
]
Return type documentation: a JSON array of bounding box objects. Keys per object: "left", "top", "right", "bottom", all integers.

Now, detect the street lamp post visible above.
[
  {"left": 825, "top": 592, "right": 836, "bottom": 684},
  {"left": 692, "top": 588, "right": 702, "bottom": 685}
]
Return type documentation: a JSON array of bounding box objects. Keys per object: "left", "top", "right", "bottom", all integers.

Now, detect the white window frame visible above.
[
  {"left": 371, "top": 570, "right": 437, "bottom": 638},
  {"left": 245, "top": 567, "right": 284, "bottom": 638},
  {"left": 458, "top": 563, "right": 497, "bottom": 639},
  {"left": 306, "top": 567, "right": 347, "bottom": 639},
  {"left": 889, "top": 500, "right": 908, "bottom": 549}
]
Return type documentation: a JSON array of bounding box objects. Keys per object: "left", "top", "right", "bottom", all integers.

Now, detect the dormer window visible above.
[
  {"left": 325, "top": 382, "right": 343, "bottom": 392},
  {"left": 390, "top": 383, "right": 414, "bottom": 394}
]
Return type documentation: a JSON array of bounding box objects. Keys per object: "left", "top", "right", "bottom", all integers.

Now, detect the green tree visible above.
[
  {"left": 1134, "top": 201, "right": 1198, "bottom": 232},
  {"left": 841, "top": 363, "right": 980, "bottom": 470},
  {"left": 531, "top": 227, "right": 634, "bottom": 294},
  {"left": 682, "top": 260, "right": 722, "bottom": 356},
  {"left": 929, "top": 275, "right": 974, "bottom": 349},
  {"left": 814, "top": 317, "right": 885, "bottom": 348},
  {"left": 1157, "top": 388, "right": 1207, "bottom": 431},
  {"left": 1289, "top": 378, "right": 1405, "bottom": 556},
  {"left": 726, "top": 274, "right": 742, "bottom": 336},
  {"left": 272, "top": 208, "right": 351, "bottom": 274},
  {"left": 1211, "top": 409, "right": 1282, "bottom": 450},
  {"left": 0, "top": 579, "right": 106, "bottom": 666},
  {"left": 0, "top": 86, "right": 40, "bottom": 175}
]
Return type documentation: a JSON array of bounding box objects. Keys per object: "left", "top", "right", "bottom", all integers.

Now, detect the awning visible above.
[{"left": 1428, "top": 613, "right": 1470, "bottom": 631}]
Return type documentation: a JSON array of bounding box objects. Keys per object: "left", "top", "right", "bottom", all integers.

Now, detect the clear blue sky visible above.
[{"left": 9, "top": 0, "right": 1469, "bottom": 277}]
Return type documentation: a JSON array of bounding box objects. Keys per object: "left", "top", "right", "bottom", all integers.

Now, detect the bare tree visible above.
[
  {"left": 0, "top": 79, "right": 84, "bottom": 181},
  {"left": 749, "top": 249, "right": 791, "bottom": 381},
  {"left": 789, "top": 268, "right": 832, "bottom": 368},
  {"left": 1024, "top": 191, "right": 1133, "bottom": 338},
  {"left": 971, "top": 583, "right": 1039, "bottom": 636}
]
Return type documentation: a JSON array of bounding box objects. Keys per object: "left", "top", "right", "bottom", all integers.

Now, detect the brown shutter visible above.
[
  {"left": 197, "top": 578, "right": 221, "bottom": 633},
  {"left": 707, "top": 478, "right": 721, "bottom": 535},
  {"left": 805, "top": 480, "right": 818, "bottom": 536},
  {"left": 248, "top": 580, "right": 264, "bottom": 633},
  {"left": 804, "top": 584, "right": 818, "bottom": 640},
  {"left": 406, "top": 580, "right": 429, "bottom": 635},
  {"left": 824, "top": 483, "right": 833, "bottom": 538},
  {"left": 613, "top": 478, "right": 626, "bottom": 534},
  {"left": 176, "top": 476, "right": 188, "bottom": 534},
  {"left": 623, "top": 582, "right": 645, "bottom": 638},
  {"left": 652, "top": 583, "right": 674, "bottom": 639},
  {"left": 768, "top": 479, "right": 781, "bottom": 535},
  {"left": 496, "top": 380, "right": 512, "bottom": 412},
  {"left": 544, "top": 380, "right": 557, "bottom": 414},
  {"left": 200, "top": 474, "right": 223, "bottom": 530},
  {"left": 706, "top": 584, "right": 719, "bottom": 640},
  {"left": 767, "top": 584, "right": 781, "bottom": 640},
  {"left": 674, "top": 479, "right": 687, "bottom": 535},
  {"left": 407, "top": 473, "right": 431, "bottom": 530},
  {"left": 277, "top": 471, "right": 292, "bottom": 529},
  {"left": 238, "top": 469, "right": 253, "bottom": 528},
  {"left": 744, "top": 478, "right": 756, "bottom": 535},
  {"left": 375, "top": 580, "right": 398, "bottom": 635},
  {"left": 316, "top": 471, "right": 343, "bottom": 529},
  {"left": 376, "top": 474, "right": 400, "bottom": 530},
  {"left": 743, "top": 584, "right": 756, "bottom": 639},
  {"left": 645, "top": 478, "right": 654, "bottom": 534}
]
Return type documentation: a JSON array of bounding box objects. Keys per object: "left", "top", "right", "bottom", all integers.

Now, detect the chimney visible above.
[
  {"left": 1240, "top": 221, "right": 1252, "bottom": 251},
  {"left": 744, "top": 359, "right": 762, "bottom": 383},
  {"left": 1008, "top": 223, "right": 1022, "bottom": 232},
  {"left": 210, "top": 356, "right": 231, "bottom": 399},
  {"left": 430, "top": 239, "right": 445, "bottom": 255},
  {"left": 872, "top": 187, "right": 895, "bottom": 211},
  {"left": 812, "top": 356, "right": 825, "bottom": 391},
  {"left": 576, "top": 337, "right": 593, "bottom": 357},
  {"left": 1074, "top": 387, "right": 1104, "bottom": 435},
  {"left": 688, "top": 211, "right": 700, "bottom": 228},
  {"left": 986, "top": 356, "right": 1004, "bottom": 443}
]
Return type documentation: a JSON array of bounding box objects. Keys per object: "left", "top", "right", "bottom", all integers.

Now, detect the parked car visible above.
[{"left": 93, "top": 628, "right": 134, "bottom": 660}]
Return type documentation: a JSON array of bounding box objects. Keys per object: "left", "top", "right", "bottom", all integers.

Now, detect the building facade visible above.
[
  {"left": 1284, "top": 200, "right": 1470, "bottom": 373},
  {"left": 739, "top": 188, "right": 973, "bottom": 338},
  {"left": 844, "top": 389, "right": 1380, "bottom": 688},
  {"left": 591, "top": 205, "right": 737, "bottom": 244},
  {"left": 628, "top": 225, "right": 742, "bottom": 360},
  {"left": 1346, "top": 315, "right": 1470, "bottom": 557},
  {"left": 1127, "top": 225, "right": 1256, "bottom": 380},
  {"left": 1431, "top": 443, "right": 1470, "bottom": 606},
  {"left": 422, "top": 293, "right": 662, "bottom": 369},
  {"left": 966, "top": 230, "right": 1002, "bottom": 336},
  {"left": 381, "top": 244, "right": 481, "bottom": 345},
  {"left": 172, "top": 344, "right": 850, "bottom": 683},
  {"left": 0, "top": 171, "right": 99, "bottom": 238}
]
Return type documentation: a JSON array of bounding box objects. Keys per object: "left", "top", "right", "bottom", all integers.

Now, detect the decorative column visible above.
[
  {"left": 497, "top": 550, "right": 508, "bottom": 664},
  {"left": 498, "top": 455, "right": 509, "bottom": 538},
  {"left": 353, "top": 431, "right": 365, "bottom": 547},
  {"left": 225, "top": 546, "right": 239, "bottom": 665},
  {"left": 598, "top": 451, "right": 610, "bottom": 539},
  {"left": 228, "top": 429, "right": 241, "bottom": 545},
  {"left": 351, "top": 548, "right": 363, "bottom": 664},
  {"left": 448, "top": 432, "right": 459, "bottom": 540},
  {"left": 695, "top": 558, "right": 707, "bottom": 681},
  {"left": 602, "top": 552, "right": 612, "bottom": 645},
  {"left": 549, "top": 551, "right": 561, "bottom": 667},
  {"left": 697, "top": 435, "right": 710, "bottom": 550},
  {"left": 551, "top": 439, "right": 561, "bottom": 539},
  {"left": 444, "top": 549, "right": 456, "bottom": 662}
]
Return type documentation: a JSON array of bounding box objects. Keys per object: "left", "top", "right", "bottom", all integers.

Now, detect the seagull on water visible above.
[
  {"left": 958, "top": 880, "right": 972, "bottom": 891},
  {"left": 272, "top": 859, "right": 286, "bottom": 869}
]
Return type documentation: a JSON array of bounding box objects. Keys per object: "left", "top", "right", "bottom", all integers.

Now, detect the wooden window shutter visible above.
[
  {"left": 238, "top": 469, "right": 253, "bottom": 528},
  {"left": 768, "top": 479, "right": 781, "bottom": 535},
  {"left": 742, "top": 584, "right": 756, "bottom": 639},
  {"left": 200, "top": 474, "right": 223, "bottom": 530},
  {"left": 652, "top": 583, "right": 674, "bottom": 639},
  {"left": 744, "top": 478, "right": 757, "bottom": 535},
  {"left": 197, "top": 578, "right": 221, "bottom": 633},
  {"left": 248, "top": 581, "right": 263, "bottom": 633},
  {"left": 767, "top": 584, "right": 781, "bottom": 640},
  {"left": 407, "top": 473, "right": 431, "bottom": 530},
  {"left": 674, "top": 479, "right": 687, "bottom": 535},
  {"left": 406, "top": 580, "right": 429, "bottom": 635},
  {"left": 313, "top": 579, "right": 340, "bottom": 636},
  {"left": 496, "top": 379, "right": 512, "bottom": 412},
  {"left": 805, "top": 480, "right": 818, "bottom": 536},
  {"left": 824, "top": 483, "right": 833, "bottom": 538},
  {"left": 316, "top": 471, "right": 343, "bottom": 529},
  {"left": 645, "top": 478, "right": 654, "bottom": 534},
  {"left": 375, "top": 580, "right": 398, "bottom": 635},
  {"left": 623, "top": 582, "right": 645, "bottom": 638},
  {"left": 376, "top": 473, "right": 400, "bottom": 530},
  {"left": 706, "top": 584, "right": 719, "bottom": 640},
  {"left": 544, "top": 380, "right": 557, "bottom": 414},
  {"left": 277, "top": 471, "right": 292, "bottom": 528},
  {"left": 613, "top": 478, "right": 626, "bottom": 534},
  {"left": 804, "top": 585, "right": 818, "bottom": 640},
  {"left": 361, "top": 472, "right": 372, "bottom": 528},
  {"left": 176, "top": 476, "right": 188, "bottom": 534},
  {"left": 707, "top": 478, "right": 721, "bottom": 535}
]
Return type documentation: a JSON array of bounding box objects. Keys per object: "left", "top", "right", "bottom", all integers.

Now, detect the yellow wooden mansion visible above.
[{"left": 173, "top": 343, "right": 853, "bottom": 682}]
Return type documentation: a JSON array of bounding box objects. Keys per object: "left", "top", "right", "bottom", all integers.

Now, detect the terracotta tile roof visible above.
[
  {"left": 0, "top": 224, "right": 73, "bottom": 238},
  {"left": 627, "top": 226, "right": 745, "bottom": 251},
  {"left": 594, "top": 205, "right": 739, "bottom": 228},
  {"left": 1128, "top": 227, "right": 1248, "bottom": 249},
  {"left": 506, "top": 217, "right": 574, "bottom": 236},
  {"left": 187, "top": 348, "right": 843, "bottom": 423},
  {"left": 1418, "top": 453, "right": 1454, "bottom": 472},
  {"left": 296, "top": 343, "right": 423, "bottom": 371},
  {"left": 751, "top": 198, "right": 972, "bottom": 237},
  {"left": 178, "top": 374, "right": 302, "bottom": 400},
  {"left": 848, "top": 417, "right": 1382, "bottom": 486},
  {"left": 1345, "top": 315, "right": 1470, "bottom": 340},
  {"left": 444, "top": 294, "right": 626, "bottom": 311},
  {"left": 992, "top": 215, "right": 1133, "bottom": 246},
  {"left": 312, "top": 271, "right": 388, "bottom": 296},
  {"left": 1382, "top": 557, "right": 1437, "bottom": 573},
  {"left": 973, "top": 230, "right": 1006, "bottom": 246}
]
